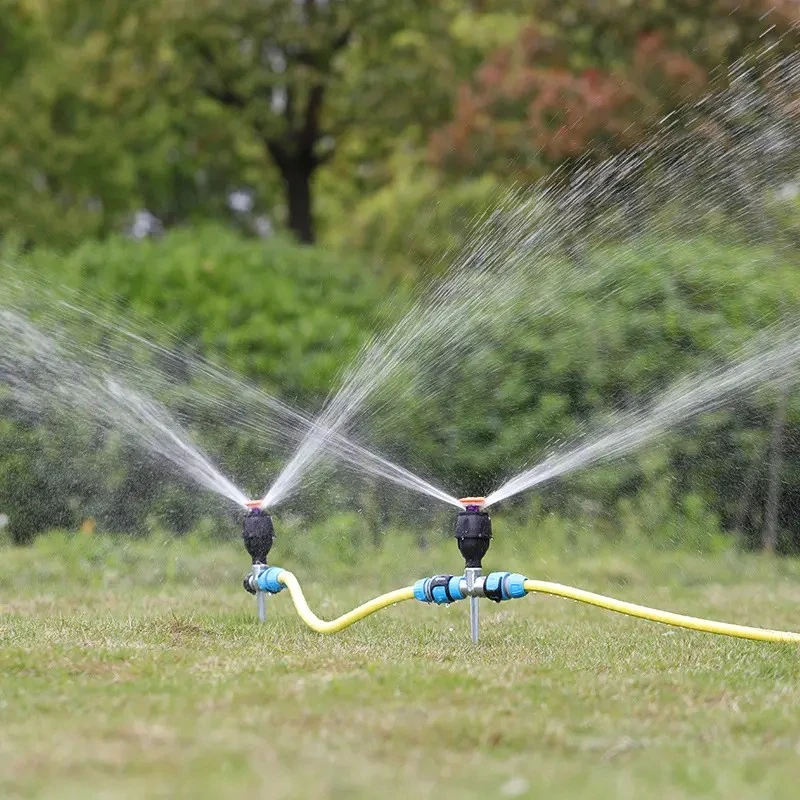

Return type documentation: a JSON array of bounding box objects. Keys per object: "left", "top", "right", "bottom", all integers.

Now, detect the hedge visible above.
[{"left": 1, "top": 225, "right": 799, "bottom": 549}]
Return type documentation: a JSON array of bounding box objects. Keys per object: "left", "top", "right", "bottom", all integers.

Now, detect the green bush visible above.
[
  {"left": 17, "top": 225, "right": 397, "bottom": 402},
  {"left": 0, "top": 226, "right": 401, "bottom": 541},
  {"left": 2, "top": 226, "right": 800, "bottom": 551},
  {"left": 363, "top": 236, "right": 800, "bottom": 548},
  {"left": 329, "top": 162, "right": 501, "bottom": 273}
]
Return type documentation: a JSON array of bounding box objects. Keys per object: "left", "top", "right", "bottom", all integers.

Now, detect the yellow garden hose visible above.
[
  {"left": 265, "top": 569, "right": 800, "bottom": 642},
  {"left": 277, "top": 570, "right": 415, "bottom": 634},
  {"left": 523, "top": 579, "right": 800, "bottom": 643}
]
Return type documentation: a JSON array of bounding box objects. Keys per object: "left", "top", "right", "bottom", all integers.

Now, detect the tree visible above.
[
  {"left": 168, "top": 0, "right": 447, "bottom": 244},
  {"left": 0, "top": 0, "right": 459, "bottom": 246},
  {"left": 0, "top": 0, "right": 254, "bottom": 247},
  {"left": 429, "top": 1, "right": 799, "bottom": 180}
]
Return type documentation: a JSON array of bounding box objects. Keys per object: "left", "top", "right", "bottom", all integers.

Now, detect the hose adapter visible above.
[
  {"left": 455, "top": 497, "right": 491, "bottom": 569},
  {"left": 414, "top": 575, "right": 465, "bottom": 605},
  {"left": 484, "top": 572, "right": 527, "bottom": 602},
  {"left": 255, "top": 566, "right": 286, "bottom": 595}
]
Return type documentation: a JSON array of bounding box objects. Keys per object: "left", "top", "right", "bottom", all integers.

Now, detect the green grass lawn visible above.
[{"left": 3, "top": 530, "right": 800, "bottom": 799}]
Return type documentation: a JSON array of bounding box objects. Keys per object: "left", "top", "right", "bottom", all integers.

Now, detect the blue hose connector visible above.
[
  {"left": 506, "top": 573, "right": 528, "bottom": 599},
  {"left": 256, "top": 566, "right": 286, "bottom": 594},
  {"left": 413, "top": 575, "right": 465, "bottom": 604},
  {"left": 484, "top": 572, "right": 528, "bottom": 602}
]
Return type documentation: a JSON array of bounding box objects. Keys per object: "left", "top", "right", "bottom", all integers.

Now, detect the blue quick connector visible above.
[
  {"left": 506, "top": 573, "right": 527, "bottom": 599},
  {"left": 413, "top": 575, "right": 465, "bottom": 604},
  {"left": 484, "top": 572, "right": 528, "bottom": 602},
  {"left": 256, "top": 566, "right": 286, "bottom": 594},
  {"left": 448, "top": 575, "right": 465, "bottom": 601}
]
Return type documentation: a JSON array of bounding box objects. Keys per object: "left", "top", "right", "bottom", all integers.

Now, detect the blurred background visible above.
[{"left": 1, "top": 0, "right": 799, "bottom": 555}]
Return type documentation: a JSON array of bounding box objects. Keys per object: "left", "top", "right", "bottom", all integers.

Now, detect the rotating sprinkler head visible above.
[
  {"left": 242, "top": 501, "right": 275, "bottom": 565},
  {"left": 456, "top": 497, "right": 491, "bottom": 643},
  {"left": 241, "top": 501, "right": 275, "bottom": 622},
  {"left": 455, "top": 497, "right": 491, "bottom": 569}
]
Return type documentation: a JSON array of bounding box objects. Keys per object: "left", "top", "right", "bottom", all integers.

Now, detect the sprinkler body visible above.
[
  {"left": 455, "top": 506, "right": 492, "bottom": 568},
  {"left": 241, "top": 505, "right": 275, "bottom": 622},
  {"left": 455, "top": 498, "right": 491, "bottom": 643},
  {"left": 242, "top": 507, "right": 275, "bottom": 565}
]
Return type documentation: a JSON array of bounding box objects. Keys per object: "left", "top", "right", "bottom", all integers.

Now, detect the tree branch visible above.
[
  {"left": 193, "top": 41, "right": 247, "bottom": 109},
  {"left": 332, "top": 27, "right": 352, "bottom": 53},
  {"left": 267, "top": 139, "right": 288, "bottom": 170},
  {"left": 300, "top": 82, "right": 326, "bottom": 150}
]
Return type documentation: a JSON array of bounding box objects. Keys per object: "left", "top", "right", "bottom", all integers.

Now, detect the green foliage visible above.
[
  {"left": 491, "top": 0, "right": 799, "bottom": 71},
  {"left": 4, "top": 228, "right": 800, "bottom": 548},
  {"left": 5, "top": 229, "right": 800, "bottom": 550},
  {"left": 617, "top": 479, "right": 730, "bottom": 554},
  {"left": 0, "top": 0, "right": 463, "bottom": 246},
  {"left": 0, "top": 0, "right": 795, "bottom": 249},
  {"left": 330, "top": 156, "right": 500, "bottom": 271},
  {"left": 19, "top": 225, "right": 391, "bottom": 400},
  {"left": 0, "top": 227, "right": 398, "bottom": 540},
  {"left": 429, "top": 2, "right": 798, "bottom": 180},
  {"left": 165, "top": 0, "right": 444, "bottom": 242},
  {"left": 0, "top": 0, "right": 249, "bottom": 246},
  {"left": 363, "top": 236, "right": 800, "bottom": 545}
]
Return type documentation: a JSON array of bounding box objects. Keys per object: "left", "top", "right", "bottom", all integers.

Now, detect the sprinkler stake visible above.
[
  {"left": 465, "top": 569, "right": 481, "bottom": 643},
  {"left": 241, "top": 503, "right": 275, "bottom": 622}
]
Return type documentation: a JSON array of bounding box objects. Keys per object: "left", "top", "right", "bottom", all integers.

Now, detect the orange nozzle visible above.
[
  {"left": 459, "top": 496, "right": 486, "bottom": 509},
  {"left": 245, "top": 500, "right": 263, "bottom": 510}
]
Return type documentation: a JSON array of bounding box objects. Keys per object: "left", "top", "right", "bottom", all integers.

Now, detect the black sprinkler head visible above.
[
  {"left": 242, "top": 506, "right": 275, "bottom": 565},
  {"left": 455, "top": 498, "right": 491, "bottom": 569}
]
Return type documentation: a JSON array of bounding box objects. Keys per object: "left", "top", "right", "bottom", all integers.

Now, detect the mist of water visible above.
[
  {"left": 485, "top": 327, "right": 800, "bottom": 507},
  {"left": 264, "top": 50, "right": 800, "bottom": 510},
  {"left": 0, "top": 309, "right": 250, "bottom": 508},
  {"left": 59, "top": 297, "right": 464, "bottom": 507},
  {"left": 261, "top": 182, "right": 600, "bottom": 509},
  {"left": 2, "top": 50, "right": 797, "bottom": 519},
  {"left": 0, "top": 278, "right": 463, "bottom": 509}
]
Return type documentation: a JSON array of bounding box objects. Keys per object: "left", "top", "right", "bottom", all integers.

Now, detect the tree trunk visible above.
[
  {"left": 280, "top": 158, "right": 315, "bottom": 245},
  {"left": 762, "top": 388, "right": 789, "bottom": 553}
]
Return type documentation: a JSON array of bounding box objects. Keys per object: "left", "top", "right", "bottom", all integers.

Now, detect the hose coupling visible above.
[
  {"left": 413, "top": 574, "right": 465, "bottom": 605},
  {"left": 243, "top": 562, "right": 269, "bottom": 595},
  {"left": 483, "top": 572, "right": 528, "bottom": 603},
  {"left": 243, "top": 565, "right": 284, "bottom": 595},
  {"left": 413, "top": 572, "right": 528, "bottom": 604},
  {"left": 254, "top": 566, "right": 286, "bottom": 595}
]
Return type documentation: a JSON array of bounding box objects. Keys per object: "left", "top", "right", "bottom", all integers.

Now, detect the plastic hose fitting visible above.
[
  {"left": 413, "top": 575, "right": 465, "bottom": 605},
  {"left": 483, "top": 572, "right": 528, "bottom": 603},
  {"left": 255, "top": 566, "right": 286, "bottom": 594}
]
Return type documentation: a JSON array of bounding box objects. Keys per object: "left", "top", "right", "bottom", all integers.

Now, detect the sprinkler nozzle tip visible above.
[
  {"left": 245, "top": 500, "right": 263, "bottom": 511},
  {"left": 459, "top": 496, "right": 486, "bottom": 511}
]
